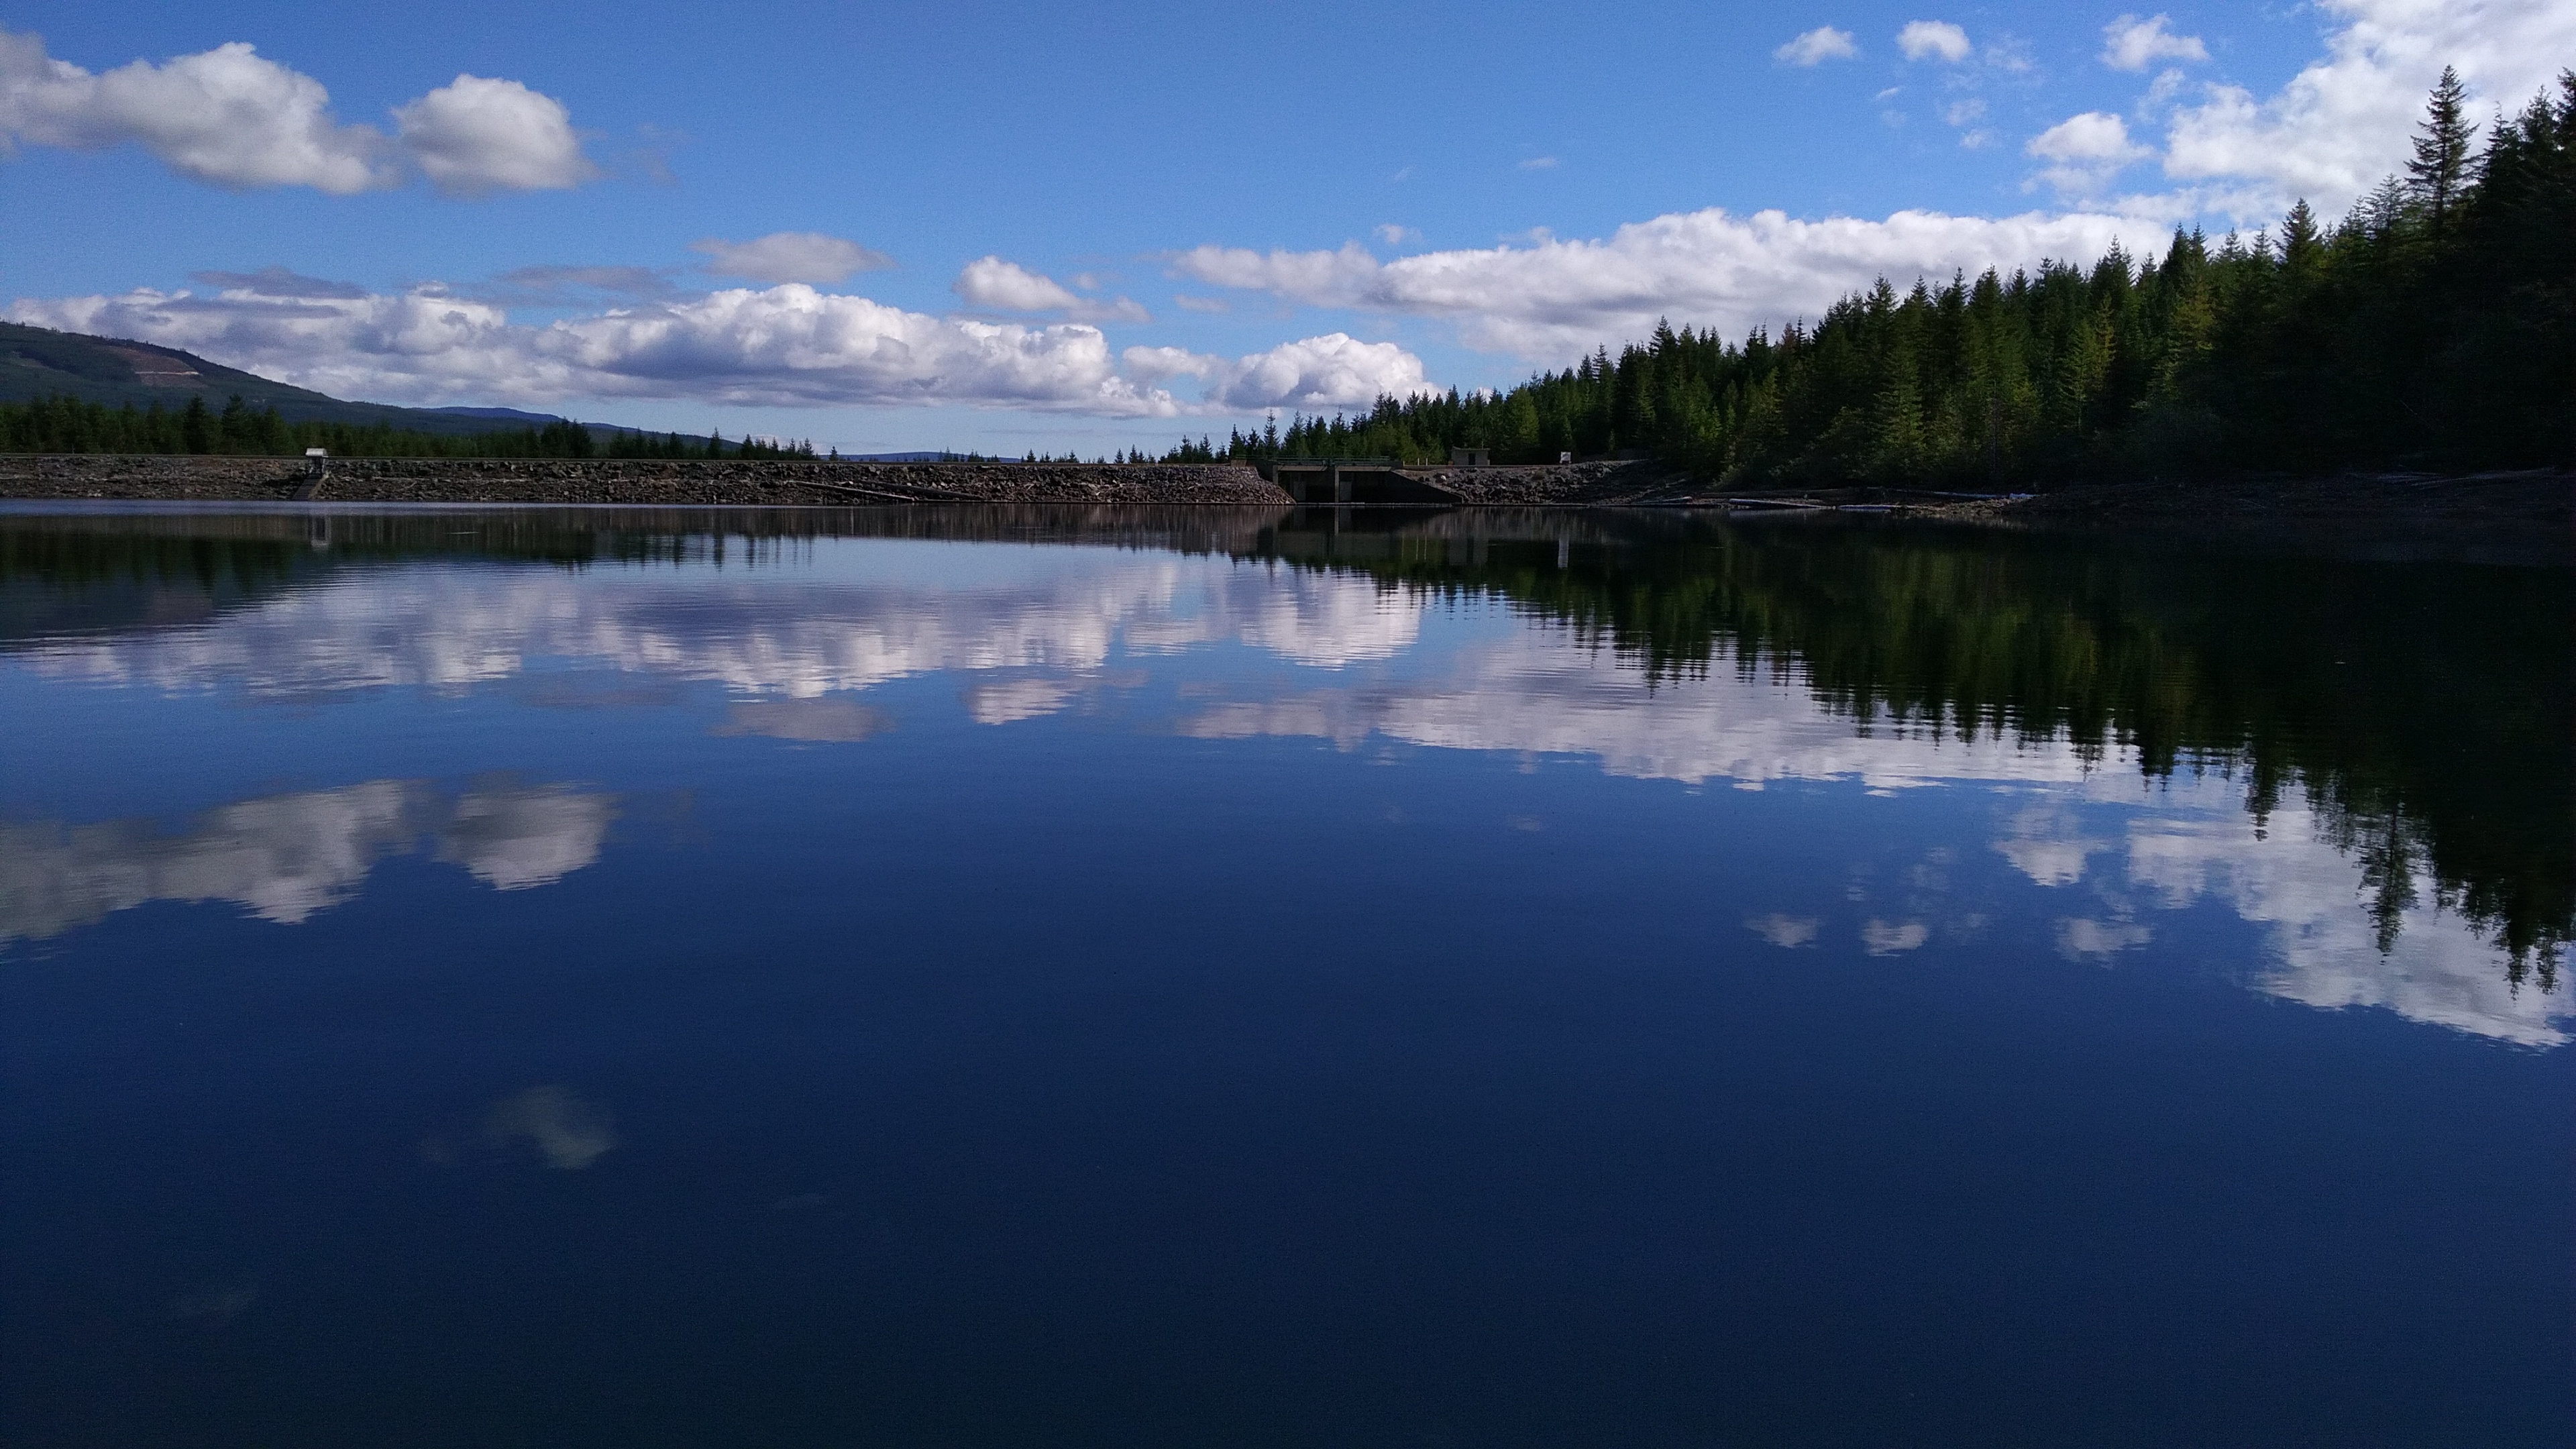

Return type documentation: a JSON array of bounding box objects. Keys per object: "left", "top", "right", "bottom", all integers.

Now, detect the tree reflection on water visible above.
[
  {"left": 2, "top": 502, "right": 2564, "bottom": 990},
  {"left": 1240, "top": 508, "right": 2571, "bottom": 988}
]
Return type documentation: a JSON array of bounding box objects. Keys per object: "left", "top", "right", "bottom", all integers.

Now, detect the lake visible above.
[{"left": 1, "top": 502, "right": 2568, "bottom": 1446}]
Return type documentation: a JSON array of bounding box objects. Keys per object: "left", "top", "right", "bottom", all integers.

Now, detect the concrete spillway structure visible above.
[{"left": 1261, "top": 459, "right": 1460, "bottom": 505}]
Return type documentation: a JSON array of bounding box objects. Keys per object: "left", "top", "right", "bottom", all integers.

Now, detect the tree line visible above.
[
  {"left": 1167, "top": 69, "right": 2571, "bottom": 482},
  {"left": 0, "top": 391, "right": 818, "bottom": 460}
]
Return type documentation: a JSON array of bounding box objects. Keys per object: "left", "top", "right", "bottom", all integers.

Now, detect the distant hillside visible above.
[{"left": 0, "top": 321, "right": 570, "bottom": 438}]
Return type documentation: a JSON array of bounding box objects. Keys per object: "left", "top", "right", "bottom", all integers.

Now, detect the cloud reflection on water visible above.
[
  {"left": 7, "top": 541, "right": 2562, "bottom": 1045},
  {"left": 711, "top": 698, "right": 894, "bottom": 743},
  {"left": 0, "top": 778, "right": 616, "bottom": 945},
  {"left": 480, "top": 1085, "right": 618, "bottom": 1170},
  {"left": 1171, "top": 625, "right": 2568, "bottom": 1047},
  {"left": 418, "top": 1084, "right": 621, "bottom": 1171},
  {"left": 17, "top": 553, "right": 1426, "bottom": 705},
  {"left": 962, "top": 676, "right": 1085, "bottom": 726}
]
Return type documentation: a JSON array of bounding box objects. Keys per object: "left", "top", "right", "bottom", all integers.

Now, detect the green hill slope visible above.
[{"left": 0, "top": 322, "right": 565, "bottom": 437}]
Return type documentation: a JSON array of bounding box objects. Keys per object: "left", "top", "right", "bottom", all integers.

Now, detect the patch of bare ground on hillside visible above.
[{"left": 0, "top": 455, "right": 1288, "bottom": 505}]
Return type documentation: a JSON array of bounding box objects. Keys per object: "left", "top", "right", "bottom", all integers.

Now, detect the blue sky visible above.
[{"left": 3, "top": 0, "right": 2565, "bottom": 454}]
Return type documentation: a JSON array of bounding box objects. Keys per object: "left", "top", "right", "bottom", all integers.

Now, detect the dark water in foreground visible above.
[{"left": 1, "top": 504, "right": 2569, "bottom": 1448}]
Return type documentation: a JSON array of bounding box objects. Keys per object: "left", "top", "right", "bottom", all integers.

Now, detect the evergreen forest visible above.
[
  {"left": 1177, "top": 70, "right": 2573, "bottom": 483},
  {"left": 0, "top": 390, "right": 817, "bottom": 461}
]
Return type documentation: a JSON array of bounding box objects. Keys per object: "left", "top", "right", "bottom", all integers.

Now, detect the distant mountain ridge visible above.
[{"left": 0, "top": 322, "right": 574, "bottom": 437}]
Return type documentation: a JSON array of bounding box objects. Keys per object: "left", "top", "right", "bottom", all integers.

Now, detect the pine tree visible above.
[
  {"left": 218, "top": 394, "right": 252, "bottom": 453},
  {"left": 2280, "top": 199, "right": 2323, "bottom": 271},
  {"left": 180, "top": 396, "right": 213, "bottom": 454},
  {"left": 2408, "top": 66, "right": 2474, "bottom": 231}
]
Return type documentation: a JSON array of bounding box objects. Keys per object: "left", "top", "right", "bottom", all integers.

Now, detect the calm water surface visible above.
[{"left": 1, "top": 504, "right": 2569, "bottom": 1446}]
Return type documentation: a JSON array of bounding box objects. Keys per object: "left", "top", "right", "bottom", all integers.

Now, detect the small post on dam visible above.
[{"left": 294, "top": 447, "right": 329, "bottom": 501}]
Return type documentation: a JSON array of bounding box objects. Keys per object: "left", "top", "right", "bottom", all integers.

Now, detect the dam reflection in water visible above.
[{"left": 0, "top": 503, "right": 2567, "bottom": 1446}]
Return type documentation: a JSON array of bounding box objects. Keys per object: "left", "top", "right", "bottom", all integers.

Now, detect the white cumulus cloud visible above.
[
  {"left": 2030, "top": 112, "right": 2148, "bottom": 162},
  {"left": 392, "top": 74, "right": 593, "bottom": 195},
  {"left": 1118, "top": 344, "right": 1213, "bottom": 386},
  {"left": 6, "top": 272, "right": 1431, "bottom": 417},
  {"left": 1120, "top": 334, "right": 1438, "bottom": 411},
  {"left": 2151, "top": 0, "right": 2575, "bottom": 217},
  {"left": 1896, "top": 20, "right": 1972, "bottom": 62},
  {"left": 954, "top": 256, "right": 1150, "bottom": 324},
  {"left": 1775, "top": 26, "right": 1858, "bottom": 66},
  {"left": 955, "top": 255, "right": 1084, "bottom": 311},
  {"left": 692, "top": 231, "right": 894, "bottom": 284},
  {"left": 2100, "top": 13, "right": 2208, "bottom": 71},
  {"left": 1209, "top": 333, "right": 1438, "bottom": 411},
  {"left": 0, "top": 31, "right": 387, "bottom": 191},
  {"left": 1170, "top": 239, "right": 1382, "bottom": 301},
  {"left": 1170, "top": 206, "right": 2143, "bottom": 359},
  {"left": 0, "top": 28, "right": 592, "bottom": 195},
  {"left": 7, "top": 278, "right": 1187, "bottom": 415},
  {"left": 2027, "top": 111, "right": 2152, "bottom": 194}
]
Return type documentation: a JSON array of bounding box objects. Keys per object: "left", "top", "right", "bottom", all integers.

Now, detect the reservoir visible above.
[{"left": 1, "top": 503, "right": 2567, "bottom": 1446}]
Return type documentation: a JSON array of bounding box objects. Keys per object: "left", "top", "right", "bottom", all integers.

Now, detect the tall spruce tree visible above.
[
  {"left": 2279, "top": 199, "right": 2323, "bottom": 270},
  {"left": 2408, "top": 65, "right": 2474, "bottom": 230}
]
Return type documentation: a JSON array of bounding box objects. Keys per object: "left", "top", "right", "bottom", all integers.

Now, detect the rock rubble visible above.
[{"left": 0, "top": 456, "right": 1294, "bottom": 505}]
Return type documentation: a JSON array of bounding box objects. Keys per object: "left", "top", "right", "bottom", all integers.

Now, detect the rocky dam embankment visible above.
[
  {"left": 3, "top": 457, "right": 2560, "bottom": 566},
  {"left": 0, "top": 455, "right": 1297, "bottom": 505},
  {"left": 0, "top": 454, "right": 1719, "bottom": 506}
]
